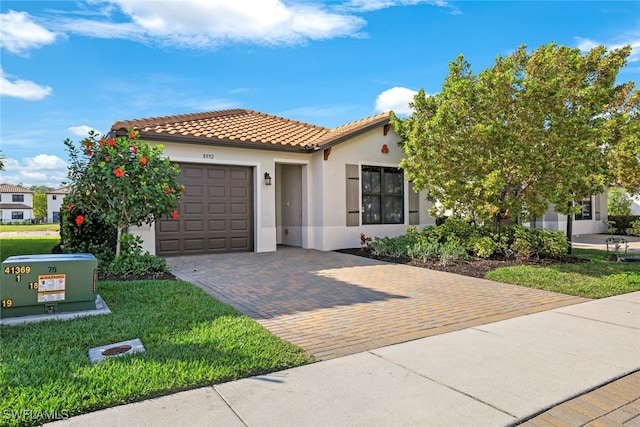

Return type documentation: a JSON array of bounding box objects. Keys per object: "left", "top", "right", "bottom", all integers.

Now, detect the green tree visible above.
[
  {"left": 393, "top": 43, "right": 639, "bottom": 235},
  {"left": 33, "top": 193, "right": 47, "bottom": 219},
  {"left": 64, "top": 130, "right": 183, "bottom": 256},
  {"left": 608, "top": 188, "right": 632, "bottom": 216}
]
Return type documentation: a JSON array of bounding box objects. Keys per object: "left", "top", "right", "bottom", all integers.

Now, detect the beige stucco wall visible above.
[{"left": 129, "top": 124, "right": 435, "bottom": 254}]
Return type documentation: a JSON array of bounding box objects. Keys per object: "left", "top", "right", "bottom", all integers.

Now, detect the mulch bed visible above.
[
  {"left": 336, "top": 248, "right": 582, "bottom": 279},
  {"left": 97, "top": 271, "right": 177, "bottom": 281}
]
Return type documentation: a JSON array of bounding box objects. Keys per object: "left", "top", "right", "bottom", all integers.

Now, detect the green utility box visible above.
[{"left": 1, "top": 254, "right": 97, "bottom": 318}]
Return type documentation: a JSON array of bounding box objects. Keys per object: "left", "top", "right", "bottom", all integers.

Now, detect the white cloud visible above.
[
  {"left": 0, "top": 10, "right": 57, "bottom": 55},
  {"left": 68, "top": 125, "right": 101, "bottom": 137},
  {"left": 343, "top": 0, "right": 450, "bottom": 12},
  {"left": 0, "top": 68, "right": 53, "bottom": 101},
  {"left": 51, "top": 0, "right": 366, "bottom": 48},
  {"left": 575, "top": 36, "right": 640, "bottom": 62},
  {"left": 375, "top": 87, "right": 419, "bottom": 115},
  {"left": 2, "top": 155, "right": 69, "bottom": 188}
]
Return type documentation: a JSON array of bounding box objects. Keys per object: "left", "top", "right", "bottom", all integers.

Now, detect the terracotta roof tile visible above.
[
  {"left": 0, "top": 184, "right": 32, "bottom": 193},
  {"left": 111, "top": 109, "right": 391, "bottom": 151}
]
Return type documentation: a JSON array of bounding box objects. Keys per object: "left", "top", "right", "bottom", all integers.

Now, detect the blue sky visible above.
[{"left": 1, "top": 1, "right": 639, "bottom": 188}]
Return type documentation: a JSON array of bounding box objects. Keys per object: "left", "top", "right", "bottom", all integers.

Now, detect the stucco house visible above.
[
  {"left": 111, "top": 109, "right": 608, "bottom": 256},
  {"left": 111, "top": 109, "right": 435, "bottom": 256},
  {"left": 530, "top": 194, "right": 608, "bottom": 235},
  {"left": 0, "top": 184, "right": 34, "bottom": 223},
  {"left": 46, "top": 186, "right": 71, "bottom": 224}
]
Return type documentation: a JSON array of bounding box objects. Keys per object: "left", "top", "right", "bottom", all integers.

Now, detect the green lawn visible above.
[
  {"left": 0, "top": 280, "right": 313, "bottom": 427},
  {"left": 0, "top": 224, "right": 60, "bottom": 232},
  {"left": 0, "top": 236, "right": 60, "bottom": 262},
  {"left": 486, "top": 249, "right": 640, "bottom": 298},
  {"left": 0, "top": 237, "right": 313, "bottom": 426}
]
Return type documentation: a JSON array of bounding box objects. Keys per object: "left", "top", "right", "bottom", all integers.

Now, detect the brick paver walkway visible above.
[
  {"left": 168, "top": 246, "right": 586, "bottom": 360},
  {"left": 519, "top": 371, "right": 640, "bottom": 426}
]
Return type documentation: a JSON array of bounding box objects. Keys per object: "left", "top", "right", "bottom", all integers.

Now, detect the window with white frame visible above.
[
  {"left": 575, "top": 197, "right": 593, "bottom": 221},
  {"left": 12, "top": 211, "right": 24, "bottom": 220},
  {"left": 12, "top": 194, "right": 24, "bottom": 203}
]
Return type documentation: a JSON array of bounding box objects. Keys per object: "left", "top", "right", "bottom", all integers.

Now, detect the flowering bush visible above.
[{"left": 64, "top": 129, "right": 183, "bottom": 256}]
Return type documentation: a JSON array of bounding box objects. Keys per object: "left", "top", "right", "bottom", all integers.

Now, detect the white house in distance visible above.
[
  {"left": 110, "top": 109, "right": 607, "bottom": 256},
  {"left": 0, "top": 184, "right": 34, "bottom": 223},
  {"left": 531, "top": 194, "right": 608, "bottom": 235},
  {"left": 46, "top": 186, "right": 71, "bottom": 224}
]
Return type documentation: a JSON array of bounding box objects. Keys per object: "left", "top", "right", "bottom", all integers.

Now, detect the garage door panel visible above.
[
  {"left": 230, "top": 237, "right": 249, "bottom": 249},
  {"left": 184, "top": 166, "right": 204, "bottom": 178},
  {"left": 158, "top": 220, "right": 179, "bottom": 233},
  {"left": 185, "top": 220, "right": 203, "bottom": 231},
  {"left": 185, "top": 185, "right": 203, "bottom": 197},
  {"left": 231, "top": 219, "right": 248, "bottom": 231},
  {"left": 158, "top": 239, "right": 179, "bottom": 255},
  {"left": 230, "top": 186, "right": 248, "bottom": 198},
  {"left": 208, "top": 238, "right": 226, "bottom": 250},
  {"left": 208, "top": 219, "right": 226, "bottom": 231},
  {"left": 156, "top": 163, "right": 253, "bottom": 256},
  {"left": 208, "top": 168, "right": 226, "bottom": 180},
  {"left": 209, "top": 203, "right": 226, "bottom": 214},
  {"left": 208, "top": 186, "right": 226, "bottom": 197},
  {"left": 231, "top": 203, "right": 248, "bottom": 214},
  {"left": 185, "top": 202, "right": 204, "bottom": 214},
  {"left": 230, "top": 169, "right": 249, "bottom": 180}
]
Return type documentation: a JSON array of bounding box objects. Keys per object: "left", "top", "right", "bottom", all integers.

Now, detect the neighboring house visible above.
[
  {"left": 46, "top": 186, "right": 71, "bottom": 224},
  {"left": 0, "top": 184, "right": 34, "bottom": 223},
  {"left": 529, "top": 193, "right": 608, "bottom": 235},
  {"left": 110, "top": 109, "right": 436, "bottom": 256},
  {"left": 631, "top": 195, "right": 640, "bottom": 216}
]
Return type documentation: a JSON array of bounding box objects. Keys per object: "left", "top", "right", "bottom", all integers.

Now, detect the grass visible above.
[
  {"left": 0, "top": 280, "right": 314, "bottom": 427},
  {"left": 486, "top": 248, "right": 640, "bottom": 298},
  {"left": 0, "top": 236, "right": 60, "bottom": 262},
  {"left": 0, "top": 224, "right": 60, "bottom": 232},
  {"left": 0, "top": 237, "right": 313, "bottom": 426}
]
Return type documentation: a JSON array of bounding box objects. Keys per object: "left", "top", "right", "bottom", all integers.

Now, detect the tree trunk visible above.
[
  {"left": 566, "top": 203, "right": 573, "bottom": 255},
  {"left": 116, "top": 226, "right": 123, "bottom": 257}
]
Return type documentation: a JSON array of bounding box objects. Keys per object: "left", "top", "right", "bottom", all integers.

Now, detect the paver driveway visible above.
[{"left": 168, "top": 247, "right": 587, "bottom": 360}]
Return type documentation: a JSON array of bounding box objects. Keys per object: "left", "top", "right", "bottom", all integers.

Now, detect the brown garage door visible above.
[{"left": 156, "top": 164, "right": 254, "bottom": 256}]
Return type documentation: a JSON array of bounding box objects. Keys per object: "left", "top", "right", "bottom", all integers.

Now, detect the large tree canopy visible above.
[{"left": 393, "top": 43, "right": 639, "bottom": 227}]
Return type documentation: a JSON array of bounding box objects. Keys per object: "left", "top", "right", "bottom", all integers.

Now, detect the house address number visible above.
[{"left": 203, "top": 153, "right": 215, "bottom": 159}]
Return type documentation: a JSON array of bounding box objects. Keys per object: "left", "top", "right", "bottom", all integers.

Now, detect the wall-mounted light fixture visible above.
[{"left": 264, "top": 172, "right": 272, "bottom": 185}]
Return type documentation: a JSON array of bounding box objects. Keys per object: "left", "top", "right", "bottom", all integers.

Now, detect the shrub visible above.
[
  {"left": 60, "top": 194, "right": 117, "bottom": 266},
  {"left": 438, "top": 241, "right": 468, "bottom": 265},
  {"left": 473, "top": 236, "right": 500, "bottom": 259},
  {"left": 606, "top": 215, "right": 640, "bottom": 235},
  {"left": 628, "top": 220, "right": 640, "bottom": 237},
  {"left": 103, "top": 233, "right": 169, "bottom": 276},
  {"left": 407, "top": 240, "right": 440, "bottom": 262},
  {"left": 608, "top": 188, "right": 632, "bottom": 216}
]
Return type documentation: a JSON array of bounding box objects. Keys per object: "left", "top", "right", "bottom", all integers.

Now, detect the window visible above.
[
  {"left": 575, "top": 198, "right": 593, "bottom": 221},
  {"left": 362, "top": 166, "right": 404, "bottom": 224},
  {"left": 12, "top": 211, "right": 24, "bottom": 220},
  {"left": 52, "top": 195, "right": 57, "bottom": 200},
  {"left": 12, "top": 194, "right": 24, "bottom": 203}
]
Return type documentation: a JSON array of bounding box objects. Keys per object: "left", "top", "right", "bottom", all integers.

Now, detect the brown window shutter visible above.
[
  {"left": 346, "top": 164, "right": 360, "bottom": 227},
  {"left": 408, "top": 181, "right": 419, "bottom": 225}
]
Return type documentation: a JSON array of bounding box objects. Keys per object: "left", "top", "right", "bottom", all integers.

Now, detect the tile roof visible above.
[
  {"left": 0, "top": 184, "right": 32, "bottom": 193},
  {"left": 111, "top": 109, "right": 391, "bottom": 151},
  {"left": 46, "top": 186, "right": 71, "bottom": 195},
  {"left": 0, "top": 203, "right": 33, "bottom": 210}
]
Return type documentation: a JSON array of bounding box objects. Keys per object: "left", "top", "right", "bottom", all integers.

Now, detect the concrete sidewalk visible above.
[{"left": 49, "top": 291, "right": 639, "bottom": 427}]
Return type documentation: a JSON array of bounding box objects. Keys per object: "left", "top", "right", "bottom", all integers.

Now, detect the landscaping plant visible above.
[{"left": 64, "top": 130, "right": 183, "bottom": 258}]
